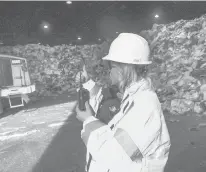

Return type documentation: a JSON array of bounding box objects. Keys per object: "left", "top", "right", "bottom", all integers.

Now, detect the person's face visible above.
[{"left": 109, "top": 62, "right": 122, "bottom": 86}]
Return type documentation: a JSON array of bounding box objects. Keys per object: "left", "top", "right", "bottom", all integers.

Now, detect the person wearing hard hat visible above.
[{"left": 75, "top": 33, "right": 171, "bottom": 172}]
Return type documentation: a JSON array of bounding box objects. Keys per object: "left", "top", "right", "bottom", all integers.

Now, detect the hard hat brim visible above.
[{"left": 102, "top": 55, "right": 152, "bottom": 65}]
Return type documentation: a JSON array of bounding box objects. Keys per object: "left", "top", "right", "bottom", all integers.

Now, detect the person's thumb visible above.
[
  {"left": 85, "top": 101, "right": 90, "bottom": 108},
  {"left": 85, "top": 101, "right": 94, "bottom": 115},
  {"left": 82, "top": 65, "right": 85, "bottom": 72}
]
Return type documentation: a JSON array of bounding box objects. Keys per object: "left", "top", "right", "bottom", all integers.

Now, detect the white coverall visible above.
[{"left": 81, "top": 78, "right": 171, "bottom": 172}]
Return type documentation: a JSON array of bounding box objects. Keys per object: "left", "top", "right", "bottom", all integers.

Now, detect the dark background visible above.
[{"left": 0, "top": 1, "right": 206, "bottom": 45}]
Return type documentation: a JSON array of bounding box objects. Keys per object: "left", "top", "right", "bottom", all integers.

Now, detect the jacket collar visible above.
[{"left": 122, "top": 77, "right": 154, "bottom": 102}]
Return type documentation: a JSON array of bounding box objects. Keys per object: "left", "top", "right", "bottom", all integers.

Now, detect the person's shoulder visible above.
[{"left": 133, "top": 90, "right": 159, "bottom": 107}]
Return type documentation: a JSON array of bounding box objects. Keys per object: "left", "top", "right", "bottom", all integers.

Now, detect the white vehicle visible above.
[{"left": 0, "top": 54, "right": 35, "bottom": 111}]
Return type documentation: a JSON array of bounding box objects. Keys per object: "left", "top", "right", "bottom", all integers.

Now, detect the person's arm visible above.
[
  {"left": 81, "top": 91, "right": 163, "bottom": 170},
  {"left": 81, "top": 79, "right": 103, "bottom": 114},
  {"left": 81, "top": 117, "right": 135, "bottom": 171},
  {"left": 75, "top": 65, "right": 103, "bottom": 113}
]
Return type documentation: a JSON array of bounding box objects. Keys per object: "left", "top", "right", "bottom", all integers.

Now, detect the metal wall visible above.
[{"left": 0, "top": 58, "right": 13, "bottom": 87}]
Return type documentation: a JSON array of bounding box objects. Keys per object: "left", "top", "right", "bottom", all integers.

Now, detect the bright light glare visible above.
[
  {"left": 44, "top": 25, "right": 48, "bottom": 29},
  {"left": 66, "top": 1, "right": 72, "bottom": 4},
  {"left": 77, "top": 37, "right": 81, "bottom": 40},
  {"left": 155, "top": 14, "right": 159, "bottom": 18}
]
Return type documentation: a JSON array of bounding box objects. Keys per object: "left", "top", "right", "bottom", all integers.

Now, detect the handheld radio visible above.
[{"left": 78, "top": 63, "right": 90, "bottom": 111}]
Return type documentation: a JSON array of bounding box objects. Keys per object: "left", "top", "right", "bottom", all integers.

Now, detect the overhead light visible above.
[
  {"left": 155, "top": 14, "right": 159, "bottom": 18},
  {"left": 66, "top": 1, "right": 72, "bottom": 4},
  {"left": 116, "top": 32, "right": 119, "bottom": 34},
  {"left": 43, "top": 25, "right": 49, "bottom": 29},
  {"left": 77, "top": 36, "right": 82, "bottom": 40},
  {"left": 40, "top": 21, "right": 51, "bottom": 32},
  {"left": 98, "top": 38, "right": 101, "bottom": 41}
]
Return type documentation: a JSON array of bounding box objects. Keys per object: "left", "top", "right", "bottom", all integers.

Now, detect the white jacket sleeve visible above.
[
  {"left": 81, "top": 116, "right": 135, "bottom": 171},
  {"left": 81, "top": 91, "right": 162, "bottom": 170}
]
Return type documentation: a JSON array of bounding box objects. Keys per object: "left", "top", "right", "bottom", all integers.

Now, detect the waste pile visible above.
[
  {"left": 140, "top": 14, "right": 206, "bottom": 115},
  {"left": 0, "top": 43, "right": 110, "bottom": 97},
  {"left": 1, "top": 14, "right": 206, "bottom": 115}
]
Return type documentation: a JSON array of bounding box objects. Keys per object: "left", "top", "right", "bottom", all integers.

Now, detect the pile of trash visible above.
[
  {"left": 0, "top": 43, "right": 110, "bottom": 97},
  {"left": 140, "top": 14, "right": 206, "bottom": 115}
]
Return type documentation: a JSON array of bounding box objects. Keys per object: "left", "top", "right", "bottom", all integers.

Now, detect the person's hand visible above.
[
  {"left": 75, "top": 65, "right": 89, "bottom": 83},
  {"left": 75, "top": 101, "right": 95, "bottom": 122},
  {"left": 117, "top": 92, "right": 123, "bottom": 100}
]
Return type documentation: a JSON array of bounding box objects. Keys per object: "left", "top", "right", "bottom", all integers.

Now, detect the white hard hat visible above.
[{"left": 102, "top": 33, "right": 152, "bottom": 65}]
